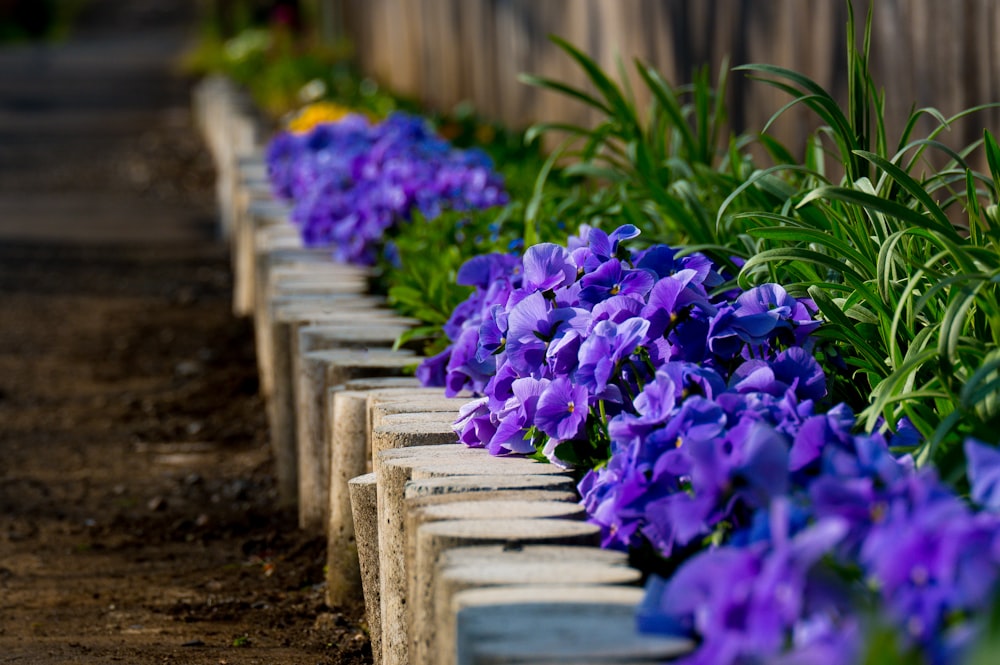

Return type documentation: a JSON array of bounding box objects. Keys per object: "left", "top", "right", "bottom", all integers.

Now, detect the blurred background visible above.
[
  {"left": 4, "top": 1, "right": 996, "bottom": 160},
  {"left": 192, "top": 1, "right": 1000, "bottom": 160}
]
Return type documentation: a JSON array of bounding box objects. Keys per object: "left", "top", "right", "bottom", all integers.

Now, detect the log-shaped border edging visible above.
[{"left": 192, "top": 78, "right": 693, "bottom": 665}]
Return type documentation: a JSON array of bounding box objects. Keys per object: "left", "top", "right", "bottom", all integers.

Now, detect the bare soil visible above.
[
  {"left": 0, "top": 241, "right": 372, "bottom": 665},
  {"left": 0, "top": 2, "right": 371, "bottom": 663}
]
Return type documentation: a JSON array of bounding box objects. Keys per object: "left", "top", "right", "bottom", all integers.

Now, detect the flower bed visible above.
[{"left": 209, "top": 5, "right": 1000, "bottom": 664}]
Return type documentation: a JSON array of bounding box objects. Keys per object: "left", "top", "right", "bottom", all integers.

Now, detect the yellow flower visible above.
[{"left": 286, "top": 102, "right": 357, "bottom": 133}]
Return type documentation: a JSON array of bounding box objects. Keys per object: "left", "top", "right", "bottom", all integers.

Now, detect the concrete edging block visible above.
[
  {"left": 413, "top": 519, "right": 599, "bottom": 665},
  {"left": 452, "top": 585, "right": 692, "bottom": 665},
  {"left": 408, "top": 502, "right": 598, "bottom": 665},
  {"left": 348, "top": 473, "right": 382, "bottom": 665},
  {"left": 295, "top": 349, "right": 416, "bottom": 528},
  {"left": 433, "top": 559, "right": 641, "bottom": 665},
  {"left": 294, "top": 325, "right": 412, "bottom": 531}
]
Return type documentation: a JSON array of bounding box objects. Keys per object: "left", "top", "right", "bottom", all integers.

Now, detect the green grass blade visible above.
[
  {"left": 863, "top": 345, "right": 940, "bottom": 431},
  {"left": 747, "top": 226, "right": 874, "bottom": 276},
  {"left": 735, "top": 64, "right": 854, "bottom": 149},
  {"left": 549, "top": 35, "right": 639, "bottom": 138},
  {"left": 938, "top": 281, "right": 982, "bottom": 365},
  {"left": 798, "top": 186, "right": 963, "bottom": 243},
  {"left": 961, "top": 351, "right": 1000, "bottom": 410},
  {"left": 523, "top": 122, "right": 598, "bottom": 145},
  {"left": 985, "top": 129, "right": 1000, "bottom": 195},
  {"left": 635, "top": 60, "right": 698, "bottom": 161},
  {"left": 807, "top": 284, "right": 889, "bottom": 375},
  {"left": 741, "top": 246, "right": 870, "bottom": 287},
  {"left": 518, "top": 74, "right": 612, "bottom": 115},
  {"left": 853, "top": 150, "right": 953, "bottom": 229}
]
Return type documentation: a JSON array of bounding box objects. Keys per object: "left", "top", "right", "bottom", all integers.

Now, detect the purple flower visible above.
[
  {"left": 635, "top": 246, "right": 724, "bottom": 289},
  {"left": 545, "top": 328, "right": 582, "bottom": 377},
  {"left": 578, "top": 438, "right": 670, "bottom": 550},
  {"left": 576, "top": 318, "right": 650, "bottom": 393},
  {"left": 641, "top": 271, "right": 716, "bottom": 340},
  {"left": 708, "top": 284, "right": 821, "bottom": 359},
  {"left": 788, "top": 403, "right": 855, "bottom": 472},
  {"left": 731, "top": 347, "right": 826, "bottom": 402},
  {"left": 607, "top": 370, "right": 681, "bottom": 443},
  {"left": 641, "top": 490, "right": 717, "bottom": 556},
  {"left": 456, "top": 252, "right": 521, "bottom": 290},
  {"left": 859, "top": 471, "right": 1000, "bottom": 647},
  {"left": 452, "top": 397, "right": 495, "bottom": 448},
  {"left": 504, "top": 292, "right": 577, "bottom": 377},
  {"left": 578, "top": 259, "right": 655, "bottom": 305},
  {"left": 522, "top": 243, "right": 577, "bottom": 292},
  {"left": 640, "top": 503, "right": 856, "bottom": 665},
  {"left": 573, "top": 224, "right": 642, "bottom": 273},
  {"left": 266, "top": 111, "right": 507, "bottom": 267},
  {"left": 265, "top": 130, "right": 303, "bottom": 200},
  {"left": 535, "top": 377, "right": 590, "bottom": 441},
  {"left": 483, "top": 362, "right": 518, "bottom": 411},
  {"left": 965, "top": 438, "right": 1000, "bottom": 511},
  {"left": 444, "top": 327, "right": 495, "bottom": 397},
  {"left": 591, "top": 295, "right": 645, "bottom": 326},
  {"left": 488, "top": 377, "right": 550, "bottom": 455},
  {"left": 476, "top": 304, "right": 508, "bottom": 362},
  {"left": 416, "top": 346, "right": 449, "bottom": 388}
]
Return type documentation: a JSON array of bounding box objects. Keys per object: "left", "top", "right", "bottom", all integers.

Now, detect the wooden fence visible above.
[{"left": 328, "top": 0, "right": 1000, "bottom": 166}]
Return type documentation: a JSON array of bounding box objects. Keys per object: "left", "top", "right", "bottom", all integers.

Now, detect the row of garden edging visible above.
[{"left": 191, "top": 75, "right": 693, "bottom": 665}]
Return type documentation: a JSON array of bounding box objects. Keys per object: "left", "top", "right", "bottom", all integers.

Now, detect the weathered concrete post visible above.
[
  {"left": 432, "top": 558, "right": 641, "bottom": 665},
  {"left": 375, "top": 442, "right": 579, "bottom": 665},
  {"left": 348, "top": 472, "right": 382, "bottom": 665},
  {"left": 267, "top": 299, "right": 406, "bottom": 506},
  {"left": 452, "top": 585, "right": 693, "bottom": 664},
  {"left": 413, "top": 519, "right": 599, "bottom": 665},
  {"left": 407, "top": 501, "right": 597, "bottom": 665},
  {"left": 326, "top": 387, "right": 438, "bottom": 608},
  {"left": 293, "top": 325, "right": 412, "bottom": 530},
  {"left": 295, "top": 348, "right": 417, "bottom": 528}
]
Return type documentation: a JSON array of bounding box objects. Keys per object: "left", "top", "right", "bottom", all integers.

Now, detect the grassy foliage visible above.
[
  {"left": 722, "top": 5, "right": 1000, "bottom": 470},
  {"left": 508, "top": 5, "right": 1000, "bottom": 473},
  {"left": 520, "top": 36, "right": 799, "bottom": 273}
]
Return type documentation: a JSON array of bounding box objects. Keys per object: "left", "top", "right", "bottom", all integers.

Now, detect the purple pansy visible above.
[
  {"left": 522, "top": 243, "right": 577, "bottom": 292},
  {"left": 578, "top": 259, "right": 655, "bottom": 305},
  {"left": 535, "top": 377, "right": 590, "bottom": 441},
  {"left": 576, "top": 318, "right": 650, "bottom": 393},
  {"left": 504, "top": 292, "right": 578, "bottom": 377},
  {"left": 265, "top": 111, "right": 508, "bottom": 266},
  {"left": 640, "top": 502, "right": 857, "bottom": 665},
  {"left": 488, "top": 377, "right": 550, "bottom": 455},
  {"left": 965, "top": 438, "right": 1000, "bottom": 511}
]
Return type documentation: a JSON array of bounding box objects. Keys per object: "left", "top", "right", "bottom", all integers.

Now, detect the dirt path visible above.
[{"left": 0, "top": 3, "right": 369, "bottom": 663}]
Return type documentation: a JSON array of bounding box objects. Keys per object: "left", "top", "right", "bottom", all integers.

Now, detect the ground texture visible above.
[{"left": 0, "top": 2, "right": 370, "bottom": 663}]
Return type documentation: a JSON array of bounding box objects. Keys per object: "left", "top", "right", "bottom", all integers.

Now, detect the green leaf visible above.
[
  {"left": 938, "top": 281, "right": 981, "bottom": 365},
  {"left": 747, "top": 226, "right": 874, "bottom": 276},
  {"left": 798, "top": 185, "right": 963, "bottom": 243},
  {"left": 549, "top": 35, "right": 639, "bottom": 139},
  {"left": 961, "top": 351, "right": 1000, "bottom": 409},
  {"left": 863, "top": 345, "right": 939, "bottom": 432},
  {"left": 518, "top": 73, "right": 612, "bottom": 115},
  {"left": 635, "top": 60, "right": 698, "bottom": 160},
  {"left": 852, "top": 150, "right": 953, "bottom": 231},
  {"left": 740, "top": 246, "right": 868, "bottom": 288},
  {"left": 391, "top": 325, "right": 440, "bottom": 351},
  {"left": 807, "top": 285, "right": 888, "bottom": 375},
  {"left": 985, "top": 129, "right": 1000, "bottom": 195}
]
